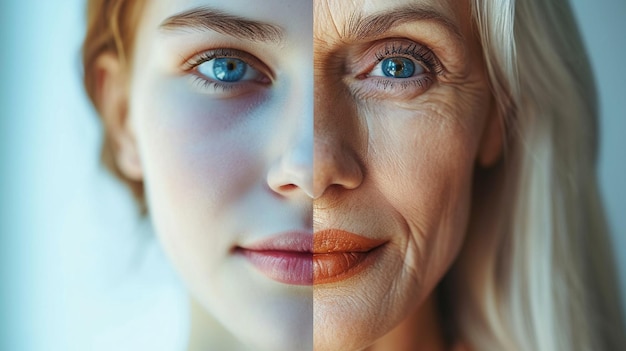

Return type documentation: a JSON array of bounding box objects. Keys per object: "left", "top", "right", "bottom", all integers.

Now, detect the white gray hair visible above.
[{"left": 452, "top": 0, "right": 626, "bottom": 349}]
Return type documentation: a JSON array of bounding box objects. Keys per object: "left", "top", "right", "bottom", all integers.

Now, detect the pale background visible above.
[{"left": 0, "top": 0, "right": 624, "bottom": 350}]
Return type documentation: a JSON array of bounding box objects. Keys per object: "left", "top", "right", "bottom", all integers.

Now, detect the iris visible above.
[
  {"left": 213, "top": 58, "right": 247, "bottom": 82},
  {"left": 381, "top": 57, "right": 415, "bottom": 78}
]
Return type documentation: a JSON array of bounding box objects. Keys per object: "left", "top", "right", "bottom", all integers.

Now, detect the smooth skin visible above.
[{"left": 96, "top": 0, "right": 313, "bottom": 350}]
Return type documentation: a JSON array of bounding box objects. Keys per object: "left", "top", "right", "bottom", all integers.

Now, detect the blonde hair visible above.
[
  {"left": 82, "top": 0, "right": 146, "bottom": 210},
  {"left": 451, "top": 0, "right": 626, "bottom": 349}
]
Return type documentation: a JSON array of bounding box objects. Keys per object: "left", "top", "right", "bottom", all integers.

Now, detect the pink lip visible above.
[{"left": 236, "top": 232, "right": 312, "bottom": 285}]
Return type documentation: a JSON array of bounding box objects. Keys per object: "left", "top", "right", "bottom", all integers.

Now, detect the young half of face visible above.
[
  {"left": 96, "top": 0, "right": 313, "bottom": 350},
  {"left": 313, "top": 0, "right": 503, "bottom": 350}
]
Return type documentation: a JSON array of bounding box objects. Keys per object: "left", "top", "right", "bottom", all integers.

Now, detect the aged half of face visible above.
[
  {"left": 95, "top": 0, "right": 314, "bottom": 350},
  {"left": 313, "top": 0, "right": 502, "bottom": 350}
]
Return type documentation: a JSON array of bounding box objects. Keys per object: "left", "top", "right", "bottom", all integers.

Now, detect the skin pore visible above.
[
  {"left": 313, "top": 0, "right": 502, "bottom": 350},
  {"left": 97, "top": 0, "right": 313, "bottom": 350}
]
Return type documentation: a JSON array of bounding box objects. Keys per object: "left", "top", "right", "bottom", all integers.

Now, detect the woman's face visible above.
[
  {"left": 120, "top": 0, "right": 313, "bottom": 349},
  {"left": 313, "top": 0, "right": 499, "bottom": 349}
]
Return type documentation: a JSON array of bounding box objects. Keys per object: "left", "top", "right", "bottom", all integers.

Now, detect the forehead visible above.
[
  {"left": 314, "top": 0, "right": 466, "bottom": 40},
  {"left": 141, "top": 0, "right": 312, "bottom": 37}
]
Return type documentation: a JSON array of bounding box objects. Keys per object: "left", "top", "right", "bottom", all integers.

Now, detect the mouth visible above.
[
  {"left": 236, "top": 232, "right": 313, "bottom": 286},
  {"left": 313, "top": 229, "right": 387, "bottom": 285}
]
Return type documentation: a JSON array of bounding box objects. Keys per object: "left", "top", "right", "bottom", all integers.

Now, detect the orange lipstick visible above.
[{"left": 313, "top": 229, "right": 386, "bottom": 285}]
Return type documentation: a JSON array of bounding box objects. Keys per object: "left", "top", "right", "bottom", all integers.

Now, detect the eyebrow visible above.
[
  {"left": 159, "top": 6, "right": 285, "bottom": 43},
  {"left": 346, "top": 5, "right": 462, "bottom": 41}
]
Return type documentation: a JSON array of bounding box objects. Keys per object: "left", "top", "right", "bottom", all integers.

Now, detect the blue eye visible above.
[
  {"left": 197, "top": 57, "right": 254, "bottom": 82},
  {"left": 370, "top": 57, "right": 423, "bottom": 78},
  {"left": 382, "top": 58, "right": 414, "bottom": 78},
  {"left": 213, "top": 58, "right": 247, "bottom": 82}
]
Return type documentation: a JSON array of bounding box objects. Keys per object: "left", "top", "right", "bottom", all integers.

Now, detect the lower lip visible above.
[
  {"left": 238, "top": 249, "right": 313, "bottom": 285},
  {"left": 313, "top": 230, "right": 386, "bottom": 285}
]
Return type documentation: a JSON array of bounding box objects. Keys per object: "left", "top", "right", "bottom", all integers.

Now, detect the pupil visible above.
[{"left": 226, "top": 61, "right": 236, "bottom": 71}]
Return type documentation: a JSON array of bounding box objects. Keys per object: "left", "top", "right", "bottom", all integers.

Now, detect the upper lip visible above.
[
  {"left": 238, "top": 231, "right": 312, "bottom": 253},
  {"left": 313, "top": 229, "right": 386, "bottom": 253}
]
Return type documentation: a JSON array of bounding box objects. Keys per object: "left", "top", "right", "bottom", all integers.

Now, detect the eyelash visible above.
[
  {"left": 351, "top": 40, "right": 444, "bottom": 100},
  {"left": 182, "top": 48, "right": 271, "bottom": 93}
]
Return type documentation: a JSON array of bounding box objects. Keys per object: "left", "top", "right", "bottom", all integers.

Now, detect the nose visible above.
[
  {"left": 313, "top": 138, "right": 363, "bottom": 199},
  {"left": 266, "top": 77, "right": 314, "bottom": 199},
  {"left": 267, "top": 120, "right": 314, "bottom": 198},
  {"left": 313, "top": 82, "right": 364, "bottom": 199}
]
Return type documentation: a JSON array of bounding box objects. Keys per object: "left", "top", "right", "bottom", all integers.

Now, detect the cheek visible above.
[
  {"left": 127, "top": 77, "right": 276, "bottom": 277},
  {"left": 367, "top": 104, "right": 478, "bottom": 206},
  {"left": 363, "top": 100, "right": 483, "bottom": 281},
  {"left": 132, "top": 78, "right": 270, "bottom": 212},
  {"left": 127, "top": 76, "right": 279, "bottom": 296}
]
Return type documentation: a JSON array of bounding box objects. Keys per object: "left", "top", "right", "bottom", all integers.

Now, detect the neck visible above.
[
  {"left": 186, "top": 296, "right": 248, "bottom": 351},
  {"left": 364, "top": 293, "right": 448, "bottom": 351}
]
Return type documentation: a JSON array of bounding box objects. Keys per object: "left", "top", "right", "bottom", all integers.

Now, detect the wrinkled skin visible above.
[{"left": 313, "top": 0, "right": 501, "bottom": 350}]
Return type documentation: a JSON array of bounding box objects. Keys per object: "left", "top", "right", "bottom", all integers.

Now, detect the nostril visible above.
[
  {"left": 279, "top": 184, "right": 299, "bottom": 192},
  {"left": 266, "top": 147, "right": 314, "bottom": 198}
]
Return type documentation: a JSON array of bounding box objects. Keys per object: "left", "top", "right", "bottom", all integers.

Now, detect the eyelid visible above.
[{"left": 352, "top": 38, "right": 445, "bottom": 79}]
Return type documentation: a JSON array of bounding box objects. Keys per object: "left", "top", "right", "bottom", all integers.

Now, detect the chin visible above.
[
  {"left": 208, "top": 268, "right": 313, "bottom": 351},
  {"left": 236, "top": 299, "right": 313, "bottom": 351}
]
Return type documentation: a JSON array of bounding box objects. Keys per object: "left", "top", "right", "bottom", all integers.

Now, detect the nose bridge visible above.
[
  {"left": 285, "top": 80, "right": 314, "bottom": 189},
  {"left": 313, "top": 70, "right": 364, "bottom": 198},
  {"left": 286, "top": 45, "right": 314, "bottom": 146},
  {"left": 287, "top": 58, "right": 314, "bottom": 176}
]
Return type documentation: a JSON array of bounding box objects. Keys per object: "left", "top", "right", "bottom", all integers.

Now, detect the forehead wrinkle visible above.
[
  {"left": 314, "top": 0, "right": 346, "bottom": 42},
  {"left": 346, "top": 4, "right": 462, "bottom": 41},
  {"left": 159, "top": 6, "right": 285, "bottom": 44}
]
